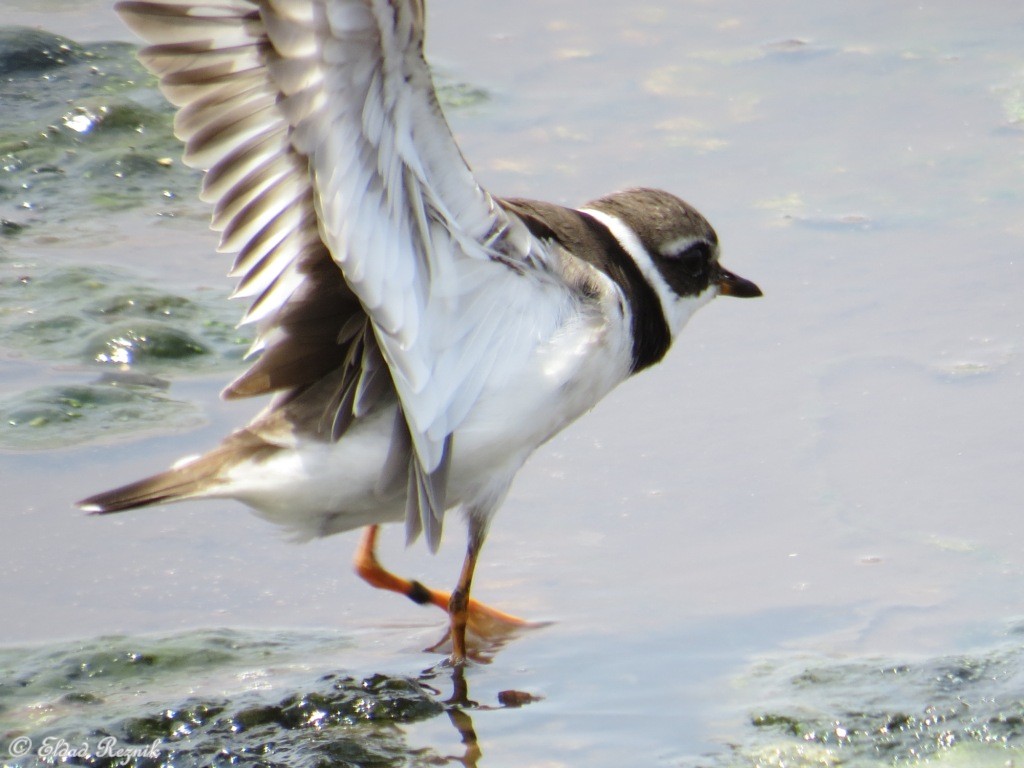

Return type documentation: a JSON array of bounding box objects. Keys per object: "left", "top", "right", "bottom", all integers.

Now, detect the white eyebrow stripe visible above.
[{"left": 659, "top": 234, "right": 702, "bottom": 257}]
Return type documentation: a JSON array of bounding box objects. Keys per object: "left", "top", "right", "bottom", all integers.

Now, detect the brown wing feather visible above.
[
  {"left": 117, "top": 0, "right": 395, "bottom": 437},
  {"left": 99, "top": 1, "right": 442, "bottom": 547}
]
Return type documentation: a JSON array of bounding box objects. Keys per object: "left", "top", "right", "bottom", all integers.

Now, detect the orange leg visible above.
[
  {"left": 352, "top": 524, "right": 536, "bottom": 651},
  {"left": 448, "top": 531, "right": 480, "bottom": 662}
]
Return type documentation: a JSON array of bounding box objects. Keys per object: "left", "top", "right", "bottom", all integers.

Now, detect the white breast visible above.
[{"left": 217, "top": 274, "right": 634, "bottom": 540}]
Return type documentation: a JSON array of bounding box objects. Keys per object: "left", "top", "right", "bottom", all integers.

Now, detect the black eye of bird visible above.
[
  {"left": 656, "top": 239, "right": 716, "bottom": 297},
  {"left": 672, "top": 241, "right": 712, "bottom": 277}
]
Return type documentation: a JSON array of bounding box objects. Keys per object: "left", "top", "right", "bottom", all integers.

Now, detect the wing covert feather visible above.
[{"left": 117, "top": 0, "right": 562, "bottom": 550}]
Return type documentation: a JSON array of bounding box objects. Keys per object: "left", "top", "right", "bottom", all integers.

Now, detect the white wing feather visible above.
[
  {"left": 117, "top": 0, "right": 561, "bottom": 546},
  {"left": 270, "top": 0, "right": 556, "bottom": 471}
]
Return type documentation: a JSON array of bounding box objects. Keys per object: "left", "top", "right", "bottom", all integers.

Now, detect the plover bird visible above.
[{"left": 80, "top": 0, "right": 762, "bottom": 662}]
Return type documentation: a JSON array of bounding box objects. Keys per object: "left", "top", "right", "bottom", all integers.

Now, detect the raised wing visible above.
[{"left": 117, "top": 0, "right": 558, "bottom": 548}]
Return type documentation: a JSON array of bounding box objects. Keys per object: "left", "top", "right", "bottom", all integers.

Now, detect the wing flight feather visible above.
[{"left": 116, "top": 0, "right": 560, "bottom": 549}]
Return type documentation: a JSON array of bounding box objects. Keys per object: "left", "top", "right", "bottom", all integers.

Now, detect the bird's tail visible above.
[
  {"left": 77, "top": 458, "right": 215, "bottom": 514},
  {"left": 77, "top": 430, "right": 279, "bottom": 514}
]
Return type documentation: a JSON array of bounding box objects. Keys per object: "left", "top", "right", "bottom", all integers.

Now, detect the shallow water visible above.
[
  {"left": 2, "top": 1, "right": 1024, "bottom": 766},
  {"left": 3, "top": 626, "right": 1024, "bottom": 767}
]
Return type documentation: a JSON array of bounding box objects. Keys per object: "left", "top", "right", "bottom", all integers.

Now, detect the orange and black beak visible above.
[{"left": 715, "top": 266, "right": 762, "bottom": 298}]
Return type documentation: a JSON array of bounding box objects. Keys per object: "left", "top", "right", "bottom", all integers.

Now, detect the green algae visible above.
[
  {"left": 0, "top": 261, "right": 247, "bottom": 372},
  {"left": 722, "top": 636, "right": 1024, "bottom": 768},
  {"left": 0, "top": 27, "right": 491, "bottom": 232},
  {"left": 0, "top": 381, "right": 201, "bottom": 449},
  {"left": 0, "top": 630, "right": 448, "bottom": 768},
  {"left": 0, "top": 25, "right": 493, "bottom": 452},
  {"left": 0, "top": 28, "right": 195, "bottom": 228},
  {"left": 3, "top": 628, "right": 1024, "bottom": 768},
  {"left": 0, "top": 27, "right": 245, "bottom": 451}
]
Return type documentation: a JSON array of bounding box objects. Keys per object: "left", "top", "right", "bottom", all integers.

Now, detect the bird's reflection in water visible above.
[
  {"left": 447, "top": 706, "right": 483, "bottom": 768},
  {"left": 416, "top": 659, "right": 543, "bottom": 767},
  {"left": 362, "top": 535, "right": 551, "bottom": 763}
]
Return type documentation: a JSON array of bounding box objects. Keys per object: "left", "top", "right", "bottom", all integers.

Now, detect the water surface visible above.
[{"left": 2, "top": 1, "right": 1024, "bottom": 766}]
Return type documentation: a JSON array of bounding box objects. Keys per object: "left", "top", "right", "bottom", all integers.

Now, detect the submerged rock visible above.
[
  {"left": 0, "top": 630, "right": 448, "bottom": 768},
  {"left": 86, "top": 321, "right": 210, "bottom": 366},
  {"left": 0, "top": 28, "right": 83, "bottom": 75}
]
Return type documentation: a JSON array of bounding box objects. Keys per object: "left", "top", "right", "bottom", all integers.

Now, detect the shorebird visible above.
[{"left": 80, "top": 0, "right": 762, "bottom": 662}]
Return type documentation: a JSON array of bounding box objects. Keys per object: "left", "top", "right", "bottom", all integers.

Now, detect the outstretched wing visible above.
[{"left": 117, "top": 0, "right": 558, "bottom": 549}]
